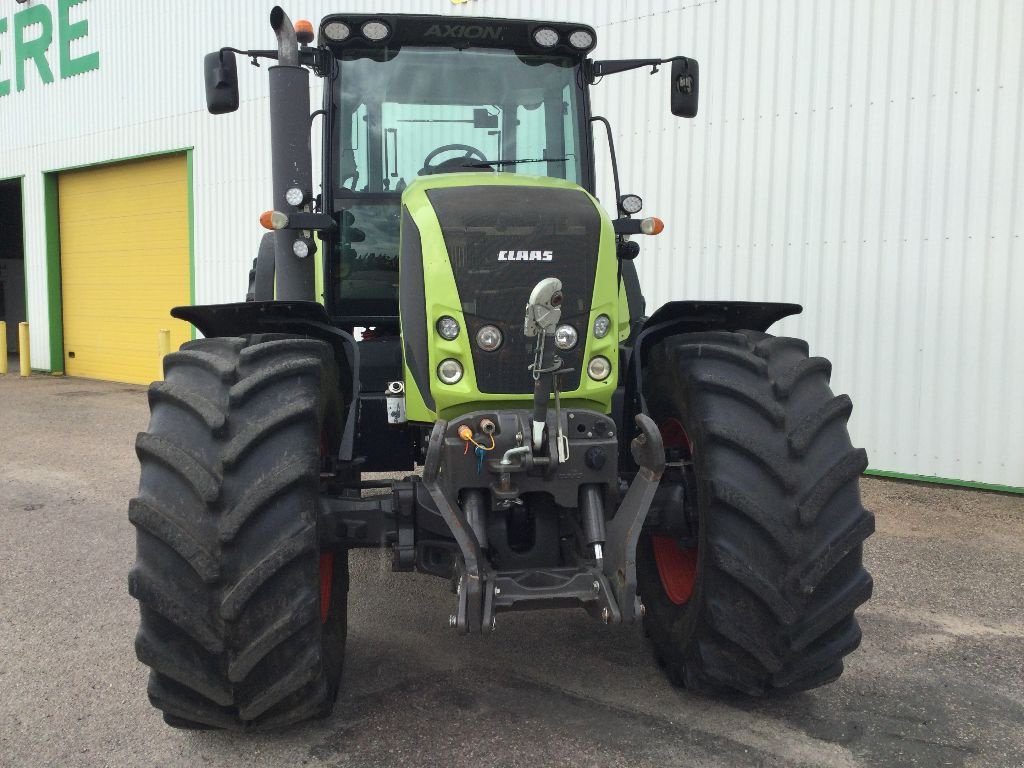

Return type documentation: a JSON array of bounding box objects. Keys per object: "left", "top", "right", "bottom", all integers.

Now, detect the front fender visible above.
[{"left": 619, "top": 301, "right": 801, "bottom": 465}]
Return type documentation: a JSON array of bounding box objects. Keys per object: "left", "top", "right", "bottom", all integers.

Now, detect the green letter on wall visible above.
[
  {"left": 58, "top": 0, "right": 99, "bottom": 78},
  {"left": 14, "top": 4, "right": 54, "bottom": 92},
  {"left": 0, "top": 18, "right": 10, "bottom": 97}
]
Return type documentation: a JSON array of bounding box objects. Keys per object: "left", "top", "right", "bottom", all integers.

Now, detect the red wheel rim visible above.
[
  {"left": 652, "top": 418, "right": 697, "bottom": 605},
  {"left": 319, "top": 553, "right": 334, "bottom": 623},
  {"left": 659, "top": 417, "right": 692, "bottom": 453},
  {"left": 651, "top": 536, "right": 697, "bottom": 604}
]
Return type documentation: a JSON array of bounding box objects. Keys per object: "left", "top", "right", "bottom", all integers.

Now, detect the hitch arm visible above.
[
  {"left": 603, "top": 414, "right": 666, "bottom": 622},
  {"left": 422, "top": 421, "right": 488, "bottom": 634}
]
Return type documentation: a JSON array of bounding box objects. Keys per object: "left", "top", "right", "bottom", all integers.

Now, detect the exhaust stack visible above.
[{"left": 267, "top": 6, "right": 315, "bottom": 301}]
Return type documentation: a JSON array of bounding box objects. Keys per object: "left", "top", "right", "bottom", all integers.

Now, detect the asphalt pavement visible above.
[{"left": 1, "top": 373, "right": 1022, "bottom": 767}]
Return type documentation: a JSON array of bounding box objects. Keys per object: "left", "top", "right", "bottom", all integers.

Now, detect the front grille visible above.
[{"left": 425, "top": 185, "right": 601, "bottom": 394}]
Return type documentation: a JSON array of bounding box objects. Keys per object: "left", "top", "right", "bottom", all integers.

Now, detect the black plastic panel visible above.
[
  {"left": 398, "top": 207, "right": 435, "bottom": 410},
  {"left": 425, "top": 185, "right": 601, "bottom": 394}
]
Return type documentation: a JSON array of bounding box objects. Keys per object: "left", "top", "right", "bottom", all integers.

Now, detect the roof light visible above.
[
  {"left": 322, "top": 21, "right": 350, "bottom": 41},
  {"left": 640, "top": 217, "right": 665, "bottom": 235},
  {"left": 362, "top": 20, "right": 390, "bottom": 41},
  {"left": 294, "top": 19, "right": 314, "bottom": 45},
  {"left": 568, "top": 29, "right": 594, "bottom": 49},
  {"left": 533, "top": 27, "right": 559, "bottom": 47},
  {"left": 259, "top": 210, "right": 289, "bottom": 230}
]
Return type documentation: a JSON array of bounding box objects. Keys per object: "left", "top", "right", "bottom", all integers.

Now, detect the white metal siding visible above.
[
  {"left": 592, "top": 0, "right": 1024, "bottom": 487},
  {"left": 0, "top": 0, "right": 1020, "bottom": 487}
]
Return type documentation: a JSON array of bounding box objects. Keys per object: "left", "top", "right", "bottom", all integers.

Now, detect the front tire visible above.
[
  {"left": 128, "top": 335, "right": 348, "bottom": 730},
  {"left": 638, "top": 330, "right": 874, "bottom": 694}
]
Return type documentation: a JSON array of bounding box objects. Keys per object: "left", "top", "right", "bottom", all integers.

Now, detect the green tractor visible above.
[{"left": 128, "top": 8, "right": 874, "bottom": 730}]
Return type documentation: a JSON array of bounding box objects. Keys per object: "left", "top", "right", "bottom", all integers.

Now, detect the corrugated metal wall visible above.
[
  {"left": 0, "top": 0, "right": 1020, "bottom": 488},
  {"left": 592, "top": 0, "right": 1024, "bottom": 488}
]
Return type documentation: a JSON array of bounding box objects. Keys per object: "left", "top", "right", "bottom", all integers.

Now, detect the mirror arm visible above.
[
  {"left": 218, "top": 47, "right": 279, "bottom": 67},
  {"left": 588, "top": 56, "right": 688, "bottom": 82}
]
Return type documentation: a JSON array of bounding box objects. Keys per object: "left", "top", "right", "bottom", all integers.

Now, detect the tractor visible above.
[{"left": 128, "top": 7, "right": 875, "bottom": 730}]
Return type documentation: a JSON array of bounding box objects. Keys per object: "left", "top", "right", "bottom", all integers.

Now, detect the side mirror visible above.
[
  {"left": 670, "top": 58, "right": 699, "bottom": 118},
  {"left": 204, "top": 50, "right": 239, "bottom": 115}
]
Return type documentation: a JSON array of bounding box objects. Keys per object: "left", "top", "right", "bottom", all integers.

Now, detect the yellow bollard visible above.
[
  {"left": 158, "top": 329, "right": 170, "bottom": 380},
  {"left": 19, "top": 322, "right": 30, "bottom": 377},
  {"left": 0, "top": 321, "right": 7, "bottom": 374}
]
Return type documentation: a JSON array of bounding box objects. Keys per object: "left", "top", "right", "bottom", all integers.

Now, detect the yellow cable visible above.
[{"left": 468, "top": 434, "right": 496, "bottom": 452}]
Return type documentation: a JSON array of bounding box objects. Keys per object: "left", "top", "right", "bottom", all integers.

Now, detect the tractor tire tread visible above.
[
  {"left": 129, "top": 335, "right": 347, "bottom": 731},
  {"left": 638, "top": 329, "right": 872, "bottom": 696},
  {"left": 129, "top": 497, "right": 219, "bottom": 584}
]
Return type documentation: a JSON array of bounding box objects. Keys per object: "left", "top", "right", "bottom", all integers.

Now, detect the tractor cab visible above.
[{"left": 325, "top": 19, "right": 594, "bottom": 322}]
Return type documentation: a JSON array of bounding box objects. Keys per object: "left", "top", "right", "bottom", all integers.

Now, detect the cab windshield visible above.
[
  {"left": 335, "top": 47, "right": 585, "bottom": 191},
  {"left": 330, "top": 46, "right": 587, "bottom": 316}
]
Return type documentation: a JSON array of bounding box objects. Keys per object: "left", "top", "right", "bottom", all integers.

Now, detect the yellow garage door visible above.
[{"left": 59, "top": 154, "right": 192, "bottom": 384}]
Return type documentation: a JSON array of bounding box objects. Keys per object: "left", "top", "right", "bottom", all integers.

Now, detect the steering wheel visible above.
[{"left": 419, "top": 144, "right": 491, "bottom": 175}]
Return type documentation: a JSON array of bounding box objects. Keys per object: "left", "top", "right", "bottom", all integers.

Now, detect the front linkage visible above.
[
  {"left": 421, "top": 411, "right": 665, "bottom": 633},
  {"left": 320, "top": 278, "right": 667, "bottom": 633}
]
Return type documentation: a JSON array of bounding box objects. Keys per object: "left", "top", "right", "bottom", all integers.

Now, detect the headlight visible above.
[
  {"left": 587, "top": 356, "right": 611, "bottom": 381},
  {"left": 285, "top": 187, "right": 305, "bottom": 207},
  {"left": 322, "top": 21, "right": 350, "bottom": 41},
  {"left": 437, "top": 358, "right": 464, "bottom": 385},
  {"left": 476, "top": 325, "right": 503, "bottom": 351},
  {"left": 533, "top": 27, "right": 559, "bottom": 47},
  {"left": 593, "top": 314, "right": 611, "bottom": 339},
  {"left": 554, "top": 324, "right": 578, "bottom": 350},
  {"left": 436, "top": 316, "right": 460, "bottom": 340},
  {"left": 568, "top": 29, "right": 594, "bottom": 49},
  {"left": 292, "top": 239, "right": 310, "bottom": 258},
  {"left": 361, "top": 21, "right": 390, "bottom": 41}
]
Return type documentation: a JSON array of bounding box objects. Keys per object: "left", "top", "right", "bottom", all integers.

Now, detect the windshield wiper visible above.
[{"left": 464, "top": 157, "right": 568, "bottom": 168}]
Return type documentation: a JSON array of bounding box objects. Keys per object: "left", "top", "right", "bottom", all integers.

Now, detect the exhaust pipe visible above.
[
  {"left": 270, "top": 6, "right": 300, "bottom": 66},
  {"left": 267, "top": 7, "right": 315, "bottom": 301}
]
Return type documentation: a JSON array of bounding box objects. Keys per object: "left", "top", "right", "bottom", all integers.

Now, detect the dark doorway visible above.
[{"left": 0, "top": 178, "right": 25, "bottom": 357}]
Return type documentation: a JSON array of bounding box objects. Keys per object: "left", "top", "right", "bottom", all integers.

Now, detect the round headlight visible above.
[
  {"left": 593, "top": 314, "right": 611, "bottom": 339},
  {"left": 619, "top": 194, "right": 643, "bottom": 214},
  {"left": 476, "top": 325, "right": 503, "bottom": 352},
  {"left": 436, "top": 316, "right": 460, "bottom": 341},
  {"left": 437, "top": 358, "right": 464, "bottom": 385},
  {"left": 554, "top": 324, "right": 578, "bottom": 350},
  {"left": 361, "top": 21, "right": 390, "bottom": 41},
  {"left": 292, "top": 239, "right": 310, "bottom": 258},
  {"left": 587, "top": 356, "right": 612, "bottom": 381},
  {"left": 568, "top": 29, "right": 594, "bottom": 49},
  {"left": 533, "top": 27, "right": 559, "bottom": 47},
  {"left": 322, "top": 21, "right": 350, "bottom": 41},
  {"left": 285, "top": 187, "right": 305, "bottom": 207}
]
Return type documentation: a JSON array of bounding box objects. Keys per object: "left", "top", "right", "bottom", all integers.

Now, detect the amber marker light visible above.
[
  {"left": 640, "top": 217, "right": 665, "bottom": 235},
  {"left": 294, "top": 19, "right": 315, "bottom": 44},
  {"left": 259, "top": 210, "right": 290, "bottom": 230}
]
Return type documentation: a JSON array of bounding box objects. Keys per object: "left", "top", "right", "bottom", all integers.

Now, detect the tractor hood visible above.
[{"left": 398, "top": 174, "right": 619, "bottom": 421}]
